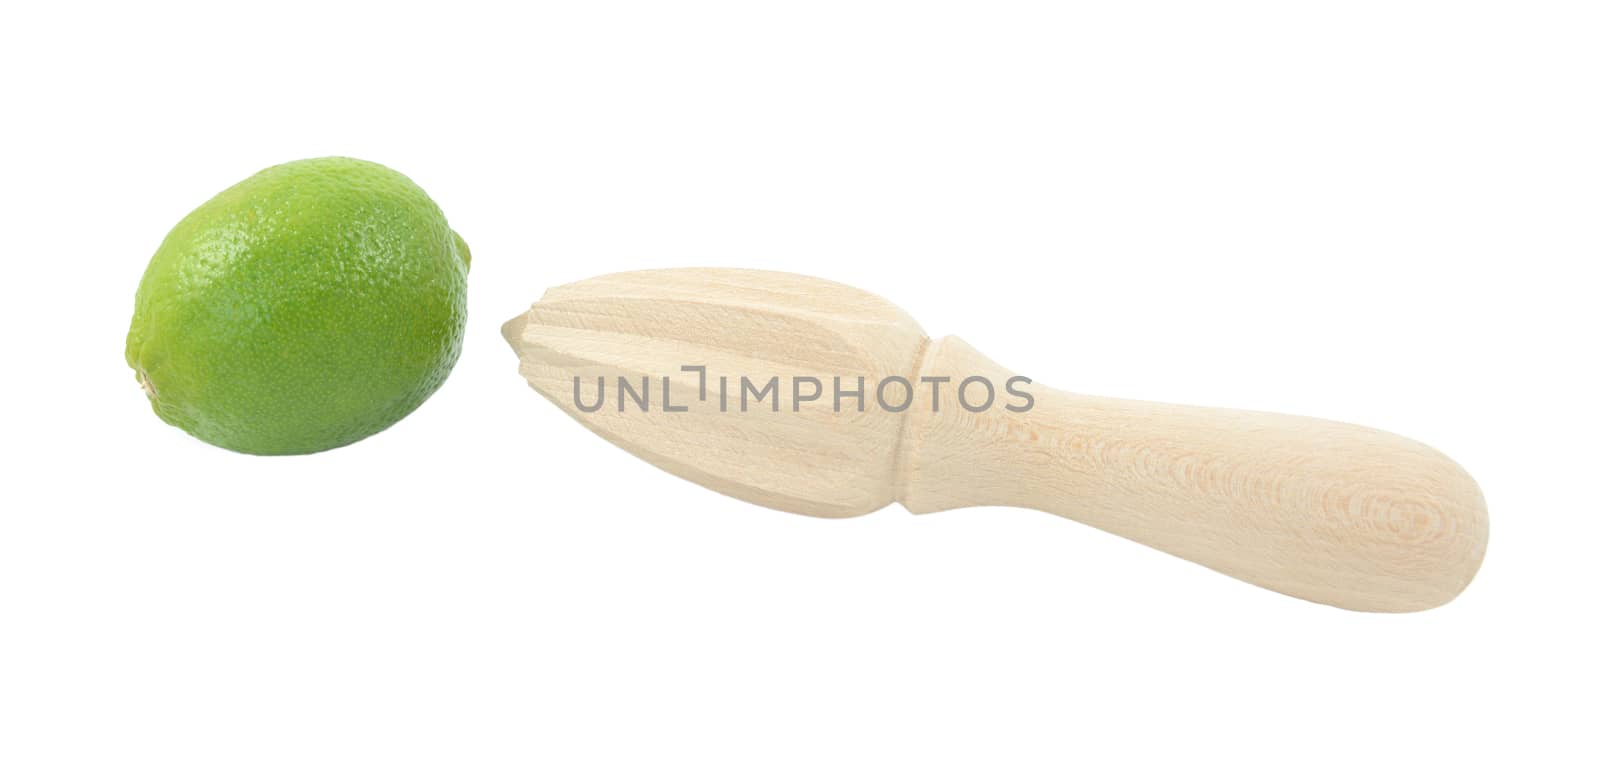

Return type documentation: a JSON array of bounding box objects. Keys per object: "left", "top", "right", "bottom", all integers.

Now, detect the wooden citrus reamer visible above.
[{"left": 503, "top": 268, "right": 1487, "bottom": 612}]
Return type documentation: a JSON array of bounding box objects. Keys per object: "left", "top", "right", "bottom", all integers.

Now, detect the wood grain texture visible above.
[
  {"left": 505, "top": 268, "right": 1488, "bottom": 612},
  {"left": 503, "top": 269, "right": 928, "bottom": 517},
  {"left": 896, "top": 336, "right": 1487, "bottom": 612}
]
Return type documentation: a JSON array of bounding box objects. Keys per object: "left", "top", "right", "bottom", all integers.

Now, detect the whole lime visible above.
[{"left": 126, "top": 157, "right": 470, "bottom": 455}]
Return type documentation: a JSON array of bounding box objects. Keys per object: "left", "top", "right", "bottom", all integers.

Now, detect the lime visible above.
[{"left": 126, "top": 157, "right": 470, "bottom": 455}]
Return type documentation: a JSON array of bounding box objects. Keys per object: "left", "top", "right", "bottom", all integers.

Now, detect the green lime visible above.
[{"left": 126, "top": 157, "right": 470, "bottom": 455}]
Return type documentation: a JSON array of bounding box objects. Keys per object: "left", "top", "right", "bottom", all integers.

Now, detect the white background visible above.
[{"left": 3, "top": 2, "right": 1597, "bottom": 777}]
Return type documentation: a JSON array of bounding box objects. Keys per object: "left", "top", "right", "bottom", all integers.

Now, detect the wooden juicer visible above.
[{"left": 503, "top": 268, "right": 1487, "bottom": 612}]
